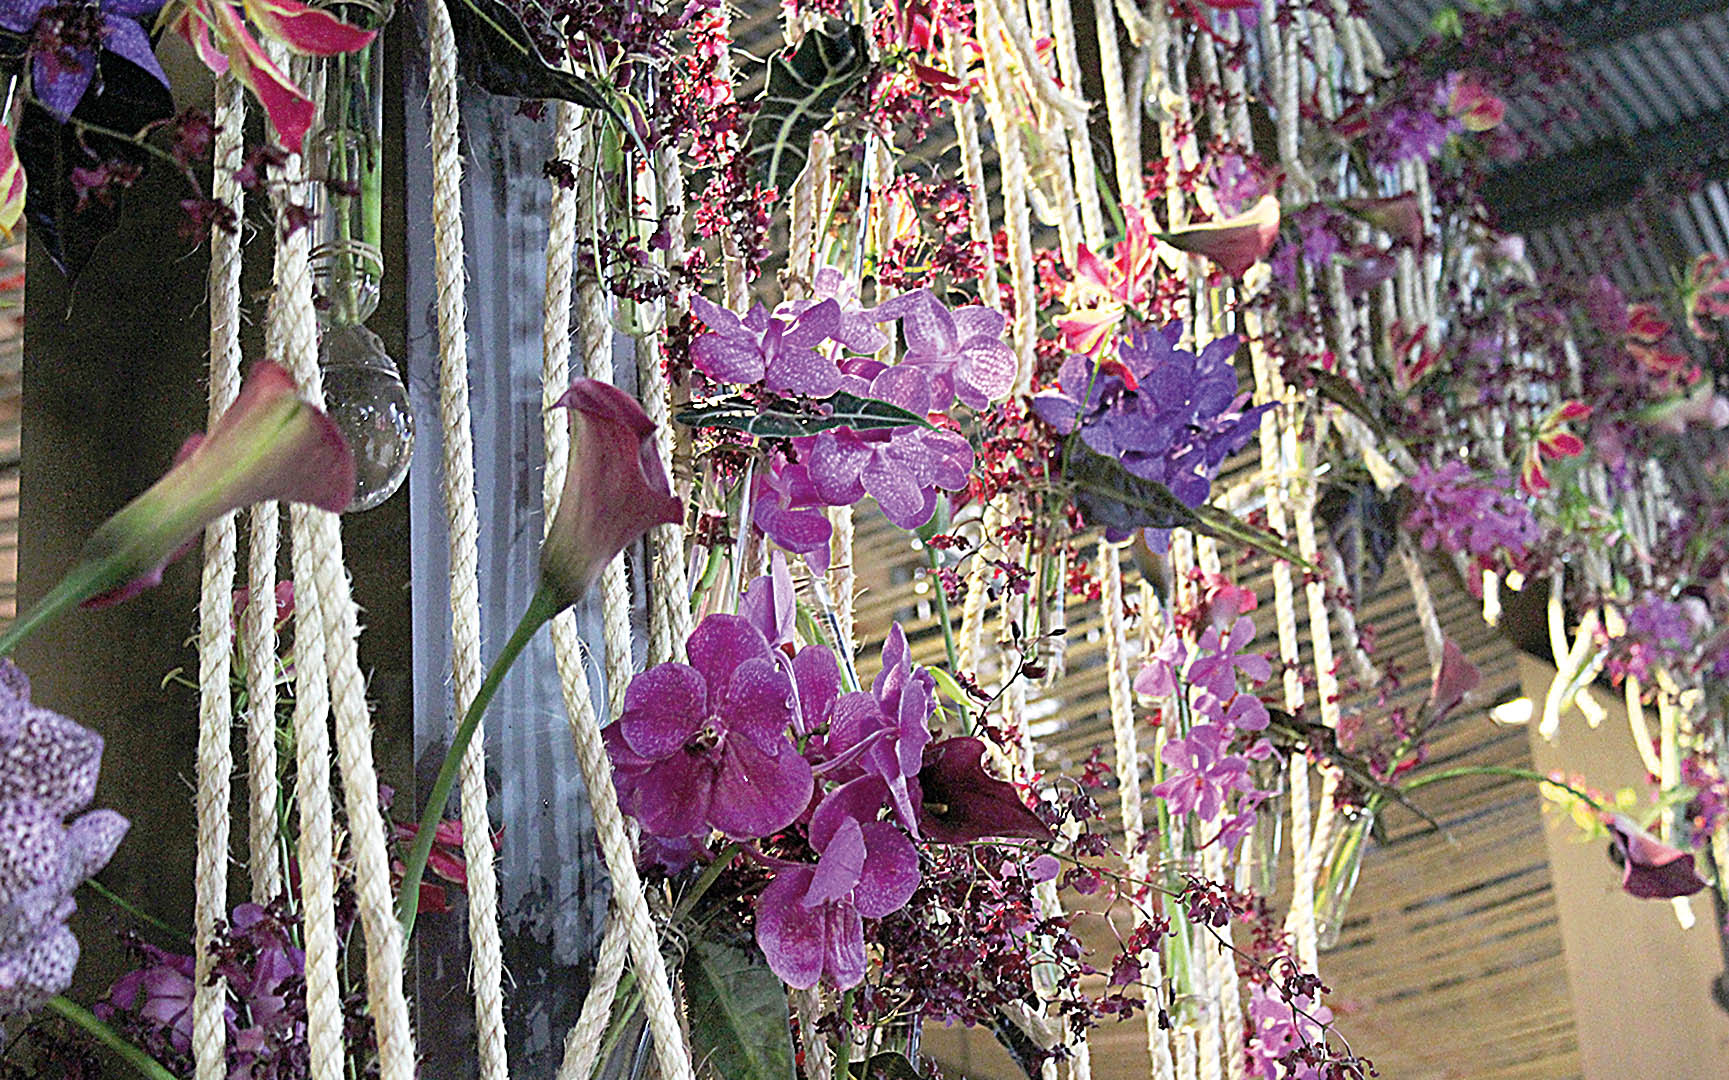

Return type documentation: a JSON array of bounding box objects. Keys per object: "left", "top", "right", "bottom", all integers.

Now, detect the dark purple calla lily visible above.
[
  {"left": 911, "top": 737, "right": 1051, "bottom": 844},
  {"left": 1606, "top": 815, "right": 1707, "bottom": 900}
]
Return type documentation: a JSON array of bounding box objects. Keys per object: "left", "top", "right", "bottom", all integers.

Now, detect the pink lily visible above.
[
  {"left": 1520, "top": 401, "right": 1590, "bottom": 495},
  {"left": 162, "top": 0, "right": 375, "bottom": 154},
  {"left": 0, "top": 363, "right": 353, "bottom": 655},
  {"left": 1157, "top": 194, "right": 1280, "bottom": 278},
  {"left": 1056, "top": 207, "right": 1158, "bottom": 355},
  {"left": 0, "top": 122, "right": 22, "bottom": 239},
  {"left": 539, "top": 380, "right": 683, "bottom": 610}
]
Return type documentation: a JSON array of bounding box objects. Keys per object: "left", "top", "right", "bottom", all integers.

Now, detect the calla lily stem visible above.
[
  {"left": 397, "top": 584, "right": 561, "bottom": 940},
  {"left": 46, "top": 996, "right": 179, "bottom": 1080},
  {"left": 0, "top": 564, "right": 110, "bottom": 659}
]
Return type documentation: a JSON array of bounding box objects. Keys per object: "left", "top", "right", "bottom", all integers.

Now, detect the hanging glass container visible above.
[
  {"left": 319, "top": 324, "right": 414, "bottom": 512},
  {"left": 308, "top": 0, "right": 414, "bottom": 511},
  {"left": 309, "top": 0, "right": 390, "bottom": 327},
  {"left": 1314, "top": 802, "right": 1376, "bottom": 951},
  {"left": 1236, "top": 756, "right": 1287, "bottom": 899}
]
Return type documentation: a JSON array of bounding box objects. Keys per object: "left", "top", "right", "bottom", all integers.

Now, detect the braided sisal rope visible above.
[
  {"left": 976, "top": 0, "right": 1038, "bottom": 388},
  {"left": 556, "top": 907, "right": 631, "bottom": 1080},
  {"left": 947, "top": 38, "right": 1001, "bottom": 310},
  {"left": 191, "top": 76, "right": 247, "bottom": 1078},
  {"left": 535, "top": 131, "right": 695, "bottom": 1080},
  {"left": 644, "top": 145, "right": 697, "bottom": 664},
  {"left": 266, "top": 43, "right": 416, "bottom": 1077},
  {"left": 420, "top": 1, "right": 509, "bottom": 1070}
]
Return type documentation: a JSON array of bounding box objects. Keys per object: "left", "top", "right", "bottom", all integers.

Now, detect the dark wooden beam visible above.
[{"left": 1542, "top": 0, "right": 1729, "bottom": 50}]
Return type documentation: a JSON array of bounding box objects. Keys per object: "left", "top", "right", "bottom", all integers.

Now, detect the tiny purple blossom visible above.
[
  {"left": 1246, "top": 981, "right": 1333, "bottom": 1080},
  {"left": 606, "top": 614, "right": 813, "bottom": 841},
  {"left": 1187, "top": 616, "right": 1272, "bottom": 699}
]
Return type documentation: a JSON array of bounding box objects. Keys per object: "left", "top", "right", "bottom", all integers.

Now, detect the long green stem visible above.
[
  {"left": 832, "top": 988, "right": 857, "bottom": 1079},
  {"left": 397, "top": 585, "right": 559, "bottom": 940},
  {"left": 80, "top": 879, "right": 187, "bottom": 942},
  {"left": 1398, "top": 764, "right": 1606, "bottom": 812},
  {"left": 46, "top": 996, "right": 179, "bottom": 1080},
  {"left": 925, "top": 547, "right": 960, "bottom": 674},
  {"left": 670, "top": 843, "right": 742, "bottom": 925},
  {"left": 0, "top": 565, "right": 108, "bottom": 658}
]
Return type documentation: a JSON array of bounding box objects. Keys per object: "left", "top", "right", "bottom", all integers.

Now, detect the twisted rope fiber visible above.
[
  {"left": 946, "top": 38, "right": 1000, "bottom": 310},
  {"left": 191, "top": 76, "right": 247, "bottom": 1079},
  {"left": 266, "top": 43, "right": 414, "bottom": 1077},
  {"left": 557, "top": 907, "right": 631, "bottom": 1080},
  {"left": 1101, "top": 544, "right": 1176, "bottom": 1080},
  {"left": 1051, "top": 0, "right": 1103, "bottom": 247},
  {"left": 646, "top": 143, "right": 695, "bottom": 662},
  {"left": 976, "top": 0, "right": 1038, "bottom": 388},
  {"left": 421, "top": 0, "right": 508, "bottom": 1072},
  {"left": 537, "top": 122, "right": 696, "bottom": 1080}
]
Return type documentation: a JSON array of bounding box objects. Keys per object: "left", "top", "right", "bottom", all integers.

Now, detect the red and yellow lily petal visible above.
[
  {"left": 1056, "top": 301, "right": 1124, "bottom": 358},
  {"left": 210, "top": 1, "right": 318, "bottom": 152},
  {"left": 0, "top": 123, "right": 25, "bottom": 240},
  {"left": 242, "top": 0, "right": 376, "bottom": 54}
]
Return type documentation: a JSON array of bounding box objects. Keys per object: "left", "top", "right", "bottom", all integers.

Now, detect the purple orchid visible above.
[
  {"left": 1149, "top": 724, "right": 1255, "bottom": 823},
  {"left": 0, "top": 661, "right": 129, "bottom": 1020},
  {"left": 1404, "top": 461, "right": 1537, "bottom": 561},
  {"left": 0, "top": 0, "right": 168, "bottom": 120},
  {"left": 1035, "top": 324, "right": 1269, "bottom": 516},
  {"left": 1134, "top": 633, "right": 1187, "bottom": 698},
  {"left": 689, "top": 294, "right": 845, "bottom": 396},
  {"left": 1187, "top": 616, "right": 1272, "bottom": 700},
  {"left": 791, "top": 641, "right": 842, "bottom": 738},
  {"left": 803, "top": 365, "right": 973, "bottom": 530},
  {"left": 104, "top": 946, "right": 199, "bottom": 1054},
  {"left": 782, "top": 267, "right": 890, "bottom": 355},
  {"left": 822, "top": 625, "right": 934, "bottom": 833},
  {"left": 872, "top": 288, "right": 1018, "bottom": 409},
  {"left": 739, "top": 551, "right": 797, "bottom": 649},
  {"left": 606, "top": 614, "right": 813, "bottom": 841},
  {"left": 754, "top": 809, "right": 919, "bottom": 990},
  {"left": 752, "top": 459, "right": 832, "bottom": 572}
]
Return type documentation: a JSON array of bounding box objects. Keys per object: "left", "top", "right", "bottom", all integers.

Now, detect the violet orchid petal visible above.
[
  {"left": 809, "top": 775, "right": 891, "bottom": 850},
  {"left": 710, "top": 735, "right": 812, "bottom": 840},
  {"left": 32, "top": 52, "right": 96, "bottom": 121},
  {"left": 685, "top": 615, "right": 773, "bottom": 697},
  {"left": 792, "top": 646, "right": 841, "bottom": 729},
  {"left": 854, "top": 821, "right": 920, "bottom": 917},
  {"left": 102, "top": 16, "right": 170, "bottom": 87},
  {"left": 804, "top": 816, "right": 866, "bottom": 906},
  {"left": 632, "top": 756, "right": 713, "bottom": 839},
  {"left": 739, "top": 553, "right": 797, "bottom": 648},
  {"left": 807, "top": 430, "right": 870, "bottom": 507},
  {"left": 822, "top": 903, "right": 867, "bottom": 989},
  {"left": 691, "top": 336, "right": 767, "bottom": 385},
  {"left": 617, "top": 663, "right": 707, "bottom": 759},
  {"left": 719, "top": 657, "right": 795, "bottom": 753},
  {"left": 755, "top": 868, "right": 825, "bottom": 989}
]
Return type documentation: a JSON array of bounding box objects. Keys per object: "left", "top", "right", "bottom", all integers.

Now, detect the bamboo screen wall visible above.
[{"left": 846, "top": 497, "right": 1584, "bottom": 1079}]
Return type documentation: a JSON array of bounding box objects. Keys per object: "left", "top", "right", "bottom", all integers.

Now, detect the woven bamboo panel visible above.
[{"left": 846, "top": 501, "right": 1583, "bottom": 1079}]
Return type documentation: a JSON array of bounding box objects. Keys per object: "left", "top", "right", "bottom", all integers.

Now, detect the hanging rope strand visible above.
[{"left": 191, "top": 73, "right": 247, "bottom": 1080}]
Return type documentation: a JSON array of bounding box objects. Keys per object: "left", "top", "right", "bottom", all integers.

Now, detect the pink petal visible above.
[
  {"left": 720, "top": 657, "right": 795, "bottom": 752},
  {"left": 822, "top": 904, "right": 867, "bottom": 988},
  {"left": 692, "top": 336, "right": 766, "bottom": 384},
  {"left": 211, "top": 4, "right": 317, "bottom": 153},
  {"left": 804, "top": 816, "right": 866, "bottom": 906},
  {"left": 755, "top": 869, "right": 825, "bottom": 989},
  {"left": 633, "top": 755, "right": 713, "bottom": 838},
  {"left": 854, "top": 821, "right": 919, "bottom": 917},
  {"left": 242, "top": 0, "right": 377, "bottom": 55},
  {"left": 618, "top": 663, "right": 707, "bottom": 759},
  {"left": 809, "top": 776, "right": 890, "bottom": 850},
  {"left": 710, "top": 734, "right": 813, "bottom": 839},
  {"left": 686, "top": 614, "right": 774, "bottom": 695}
]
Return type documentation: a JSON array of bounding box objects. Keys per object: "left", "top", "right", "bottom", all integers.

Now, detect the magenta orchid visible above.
[
  {"left": 1150, "top": 724, "right": 1256, "bottom": 823},
  {"left": 752, "top": 459, "right": 833, "bottom": 572},
  {"left": 755, "top": 810, "right": 919, "bottom": 990},
  {"left": 606, "top": 614, "right": 813, "bottom": 841},
  {"left": 689, "top": 294, "right": 846, "bottom": 396}
]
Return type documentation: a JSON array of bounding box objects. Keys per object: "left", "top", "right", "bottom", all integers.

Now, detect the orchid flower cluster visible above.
[
  {"left": 688, "top": 270, "right": 1012, "bottom": 547},
  {"left": 606, "top": 558, "right": 1051, "bottom": 991}
]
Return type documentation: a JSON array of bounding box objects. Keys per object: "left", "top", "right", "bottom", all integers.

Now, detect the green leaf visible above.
[
  {"left": 1067, "top": 447, "right": 1313, "bottom": 570},
  {"left": 676, "top": 392, "right": 931, "bottom": 438},
  {"left": 1307, "top": 367, "right": 1389, "bottom": 440},
  {"left": 849, "top": 1051, "right": 925, "bottom": 1078},
  {"left": 448, "top": 0, "right": 616, "bottom": 110},
  {"left": 685, "top": 939, "right": 796, "bottom": 1080},
  {"left": 746, "top": 21, "right": 872, "bottom": 192}
]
